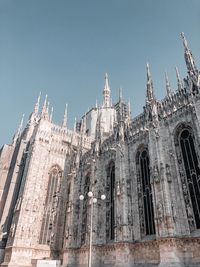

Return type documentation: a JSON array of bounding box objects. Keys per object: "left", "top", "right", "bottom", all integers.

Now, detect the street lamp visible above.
[{"left": 79, "top": 192, "right": 106, "bottom": 267}]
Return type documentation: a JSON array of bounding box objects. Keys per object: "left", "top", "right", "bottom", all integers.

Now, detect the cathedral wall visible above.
[
  {"left": 0, "top": 140, "right": 27, "bottom": 237},
  {"left": 62, "top": 241, "right": 159, "bottom": 267},
  {"left": 1, "top": 119, "right": 74, "bottom": 266},
  {"left": 0, "top": 145, "right": 14, "bottom": 223}
]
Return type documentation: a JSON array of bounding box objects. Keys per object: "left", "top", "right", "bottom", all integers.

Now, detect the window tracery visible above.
[
  {"left": 175, "top": 125, "right": 200, "bottom": 230},
  {"left": 136, "top": 147, "right": 155, "bottom": 237},
  {"left": 81, "top": 175, "right": 90, "bottom": 244},
  {"left": 106, "top": 161, "right": 115, "bottom": 241},
  {"left": 39, "top": 165, "right": 62, "bottom": 245}
]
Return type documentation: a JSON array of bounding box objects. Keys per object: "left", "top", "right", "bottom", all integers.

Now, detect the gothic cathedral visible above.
[{"left": 0, "top": 33, "right": 200, "bottom": 267}]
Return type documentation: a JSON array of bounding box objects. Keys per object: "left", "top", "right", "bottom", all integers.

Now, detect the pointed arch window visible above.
[
  {"left": 175, "top": 126, "right": 200, "bottom": 230},
  {"left": 81, "top": 175, "right": 90, "bottom": 244},
  {"left": 136, "top": 148, "right": 155, "bottom": 236},
  {"left": 39, "top": 165, "right": 62, "bottom": 245},
  {"left": 106, "top": 161, "right": 115, "bottom": 241}
]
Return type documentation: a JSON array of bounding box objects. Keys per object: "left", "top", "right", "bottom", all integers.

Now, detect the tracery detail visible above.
[
  {"left": 106, "top": 161, "right": 115, "bottom": 241},
  {"left": 39, "top": 165, "right": 62, "bottom": 245},
  {"left": 175, "top": 125, "right": 200, "bottom": 230},
  {"left": 81, "top": 175, "right": 90, "bottom": 244},
  {"left": 136, "top": 147, "right": 155, "bottom": 237}
]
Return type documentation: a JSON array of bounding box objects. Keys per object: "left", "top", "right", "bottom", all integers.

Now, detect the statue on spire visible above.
[
  {"left": 34, "top": 92, "right": 41, "bottom": 114},
  {"left": 165, "top": 72, "right": 172, "bottom": 97},
  {"left": 146, "top": 63, "right": 155, "bottom": 104},
  {"left": 103, "top": 73, "right": 111, "bottom": 108},
  {"left": 41, "top": 95, "right": 49, "bottom": 120},
  {"left": 181, "top": 32, "right": 198, "bottom": 77},
  {"left": 175, "top": 67, "right": 184, "bottom": 91},
  {"left": 62, "top": 104, "right": 68, "bottom": 128}
]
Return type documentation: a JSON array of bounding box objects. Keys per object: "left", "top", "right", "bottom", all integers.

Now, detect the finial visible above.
[
  {"left": 95, "top": 99, "right": 98, "bottom": 108},
  {"left": 42, "top": 94, "right": 48, "bottom": 113},
  {"left": 119, "top": 87, "right": 123, "bottom": 101},
  {"left": 105, "top": 73, "right": 109, "bottom": 89},
  {"left": 47, "top": 101, "right": 50, "bottom": 114},
  {"left": 103, "top": 72, "right": 111, "bottom": 107},
  {"left": 175, "top": 67, "right": 183, "bottom": 90},
  {"left": 180, "top": 32, "right": 198, "bottom": 75},
  {"left": 165, "top": 71, "right": 172, "bottom": 97},
  {"left": 62, "top": 103, "right": 68, "bottom": 128},
  {"left": 34, "top": 92, "right": 41, "bottom": 114},
  {"left": 181, "top": 32, "right": 188, "bottom": 50},
  {"left": 50, "top": 107, "right": 53, "bottom": 122},
  {"left": 147, "top": 62, "right": 151, "bottom": 80},
  {"left": 146, "top": 62, "right": 154, "bottom": 103}
]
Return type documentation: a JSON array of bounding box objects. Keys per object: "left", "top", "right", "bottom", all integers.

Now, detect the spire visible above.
[
  {"left": 181, "top": 32, "right": 198, "bottom": 74},
  {"left": 50, "top": 107, "right": 53, "bottom": 122},
  {"left": 175, "top": 67, "right": 184, "bottom": 91},
  {"left": 34, "top": 92, "right": 41, "bottom": 114},
  {"left": 41, "top": 95, "right": 49, "bottom": 119},
  {"left": 119, "top": 87, "right": 123, "bottom": 102},
  {"left": 12, "top": 114, "right": 25, "bottom": 145},
  {"left": 42, "top": 94, "right": 47, "bottom": 113},
  {"left": 47, "top": 101, "right": 50, "bottom": 114},
  {"left": 62, "top": 103, "right": 68, "bottom": 128},
  {"left": 103, "top": 73, "right": 111, "bottom": 107},
  {"left": 146, "top": 63, "right": 155, "bottom": 104},
  {"left": 165, "top": 71, "right": 172, "bottom": 97}
]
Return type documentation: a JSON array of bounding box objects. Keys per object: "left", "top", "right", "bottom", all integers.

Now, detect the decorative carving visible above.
[
  {"left": 156, "top": 202, "right": 164, "bottom": 223},
  {"left": 175, "top": 125, "right": 200, "bottom": 231},
  {"left": 153, "top": 164, "right": 160, "bottom": 183},
  {"left": 165, "top": 163, "right": 172, "bottom": 182}
]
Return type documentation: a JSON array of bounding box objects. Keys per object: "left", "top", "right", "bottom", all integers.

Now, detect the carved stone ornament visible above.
[
  {"left": 153, "top": 164, "right": 160, "bottom": 183},
  {"left": 156, "top": 201, "right": 164, "bottom": 223}
]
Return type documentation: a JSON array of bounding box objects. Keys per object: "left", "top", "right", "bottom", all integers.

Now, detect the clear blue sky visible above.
[{"left": 0, "top": 0, "right": 200, "bottom": 146}]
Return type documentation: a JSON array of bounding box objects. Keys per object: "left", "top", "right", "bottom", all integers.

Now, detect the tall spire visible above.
[
  {"left": 50, "top": 107, "right": 53, "bottom": 122},
  {"left": 34, "top": 92, "right": 41, "bottom": 114},
  {"left": 12, "top": 114, "right": 25, "bottom": 145},
  {"left": 165, "top": 71, "right": 172, "bottom": 97},
  {"left": 175, "top": 67, "right": 184, "bottom": 91},
  {"left": 41, "top": 94, "right": 49, "bottom": 119},
  {"left": 42, "top": 95, "right": 47, "bottom": 113},
  {"left": 103, "top": 73, "right": 111, "bottom": 108},
  {"left": 62, "top": 103, "right": 68, "bottom": 128},
  {"left": 181, "top": 32, "right": 198, "bottom": 75},
  {"left": 146, "top": 63, "right": 155, "bottom": 104},
  {"left": 119, "top": 87, "right": 123, "bottom": 102}
]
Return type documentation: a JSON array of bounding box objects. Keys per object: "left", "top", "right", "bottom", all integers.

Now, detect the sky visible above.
[{"left": 0, "top": 0, "right": 200, "bottom": 146}]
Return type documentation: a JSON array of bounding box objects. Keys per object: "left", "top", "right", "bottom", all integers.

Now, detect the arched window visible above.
[
  {"left": 106, "top": 161, "right": 115, "bottom": 241},
  {"left": 136, "top": 148, "right": 155, "bottom": 236},
  {"left": 81, "top": 175, "right": 90, "bottom": 244},
  {"left": 175, "top": 125, "right": 200, "bottom": 230},
  {"left": 39, "top": 165, "right": 62, "bottom": 245}
]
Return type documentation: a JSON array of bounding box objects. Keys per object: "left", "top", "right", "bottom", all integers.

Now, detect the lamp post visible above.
[{"left": 79, "top": 192, "right": 106, "bottom": 267}]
